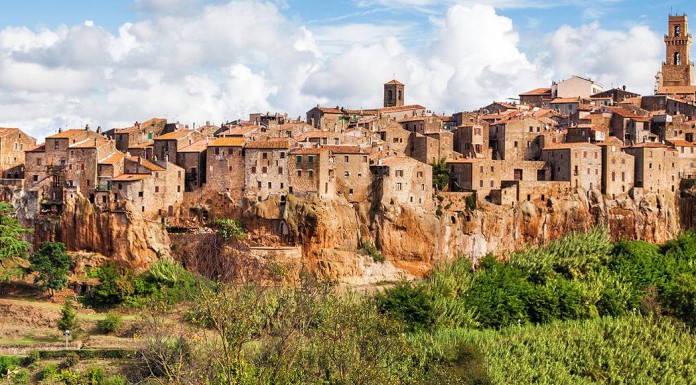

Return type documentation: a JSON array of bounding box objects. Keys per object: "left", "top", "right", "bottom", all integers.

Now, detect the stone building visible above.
[
  {"left": 0, "top": 128, "right": 36, "bottom": 180},
  {"left": 659, "top": 14, "right": 695, "bottom": 89},
  {"left": 541, "top": 142, "right": 602, "bottom": 191},
  {"left": 378, "top": 125, "right": 412, "bottom": 157},
  {"left": 519, "top": 88, "right": 552, "bottom": 107},
  {"left": 624, "top": 143, "right": 679, "bottom": 194},
  {"left": 384, "top": 79, "right": 405, "bottom": 108},
  {"left": 411, "top": 131, "right": 454, "bottom": 164},
  {"left": 94, "top": 152, "right": 126, "bottom": 207},
  {"left": 370, "top": 156, "right": 433, "bottom": 209},
  {"left": 325, "top": 145, "right": 371, "bottom": 203},
  {"left": 598, "top": 137, "right": 635, "bottom": 199},
  {"left": 489, "top": 117, "right": 548, "bottom": 161},
  {"left": 550, "top": 97, "right": 582, "bottom": 116},
  {"left": 668, "top": 139, "right": 696, "bottom": 178},
  {"left": 111, "top": 157, "right": 184, "bottom": 219},
  {"left": 551, "top": 75, "right": 604, "bottom": 99},
  {"left": 114, "top": 118, "right": 169, "bottom": 153},
  {"left": 176, "top": 139, "right": 207, "bottom": 191},
  {"left": 608, "top": 107, "right": 654, "bottom": 144},
  {"left": 306, "top": 106, "right": 344, "bottom": 130},
  {"left": 153, "top": 129, "right": 203, "bottom": 164},
  {"left": 205, "top": 137, "right": 246, "bottom": 203},
  {"left": 244, "top": 138, "right": 292, "bottom": 201},
  {"left": 448, "top": 159, "right": 551, "bottom": 200},
  {"left": 399, "top": 115, "right": 443, "bottom": 134},
  {"left": 65, "top": 138, "right": 118, "bottom": 201},
  {"left": 288, "top": 147, "right": 334, "bottom": 199}
]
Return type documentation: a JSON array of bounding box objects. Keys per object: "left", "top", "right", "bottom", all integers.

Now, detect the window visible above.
[
  {"left": 421, "top": 184, "right": 425, "bottom": 190},
  {"left": 676, "top": 25, "right": 681, "bottom": 36},
  {"left": 308, "top": 170, "right": 314, "bottom": 178},
  {"left": 278, "top": 167, "right": 283, "bottom": 175},
  {"left": 251, "top": 166, "right": 257, "bottom": 174},
  {"left": 513, "top": 141, "right": 518, "bottom": 148},
  {"left": 257, "top": 181, "right": 262, "bottom": 188},
  {"left": 262, "top": 166, "right": 267, "bottom": 174},
  {"left": 479, "top": 180, "right": 483, "bottom": 188},
  {"left": 396, "top": 170, "right": 404, "bottom": 177},
  {"left": 33, "top": 175, "right": 38, "bottom": 182},
  {"left": 417, "top": 171, "right": 423, "bottom": 178},
  {"left": 308, "top": 155, "right": 314, "bottom": 163},
  {"left": 215, "top": 148, "right": 220, "bottom": 155},
  {"left": 296, "top": 155, "right": 302, "bottom": 163},
  {"left": 268, "top": 182, "right": 272, "bottom": 188},
  {"left": 297, "top": 170, "right": 302, "bottom": 177},
  {"left": 362, "top": 156, "right": 368, "bottom": 163},
  {"left": 36, "top": 158, "right": 42, "bottom": 166},
  {"left": 138, "top": 191, "right": 144, "bottom": 197},
  {"left": 182, "top": 153, "right": 186, "bottom": 161},
  {"left": 675, "top": 52, "right": 681, "bottom": 65},
  {"left": 612, "top": 172, "right": 616, "bottom": 182},
  {"left": 177, "top": 186, "right": 181, "bottom": 192},
  {"left": 155, "top": 186, "right": 159, "bottom": 193},
  {"left": 583, "top": 151, "right": 587, "bottom": 158},
  {"left": 262, "top": 152, "right": 268, "bottom": 159},
  {"left": 280, "top": 152, "right": 286, "bottom": 159},
  {"left": 397, "top": 182, "right": 402, "bottom": 190},
  {"left": 490, "top": 180, "right": 494, "bottom": 187},
  {"left": 344, "top": 156, "right": 349, "bottom": 163},
  {"left": 344, "top": 171, "right": 350, "bottom": 177},
  {"left": 54, "top": 140, "right": 59, "bottom": 150},
  {"left": 349, "top": 188, "right": 354, "bottom": 195}
]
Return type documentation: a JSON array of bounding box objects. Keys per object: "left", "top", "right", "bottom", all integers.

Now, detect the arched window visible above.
[
  {"left": 387, "top": 89, "right": 393, "bottom": 101},
  {"left": 676, "top": 25, "right": 681, "bottom": 37},
  {"left": 397, "top": 89, "right": 402, "bottom": 101},
  {"left": 675, "top": 52, "right": 681, "bottom": 65}
]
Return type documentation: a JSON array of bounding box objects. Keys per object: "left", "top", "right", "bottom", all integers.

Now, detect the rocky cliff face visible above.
[
  {"left": 17, "top": 187, "right": 683, "bottom": 284},
  {"left": 30, "top": 196, "right": 171, "bottom": 270}
]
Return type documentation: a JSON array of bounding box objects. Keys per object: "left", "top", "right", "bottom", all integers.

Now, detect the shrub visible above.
[
  {"left": 22, "top": 350, "right": 40, "bottom": 366},
  {"left": 362, "top": 241, "right": 385, "bottom": 263},
  {"left": 84, "top": 366, "right": 104, "bottom": 384},
  {"left": 38, "top": 363, "right": 59, "bottom": 381},
  {"left": 98, "top": 313, "right": 123, "bottom": 334},
  {"left": 465, "top": 194, "right": 477, "bottom": 211},
  {"left": 376, "top": 281, "right": 434, "bottom": 331},
  {"left": 28, "top": 242, "right": 71, "bottom": 293},
  {"left": 209, "top": 218, "right": 246, "bottom": 240},
  {"left": 59, "top": 352, "right": 79, "bottom": 369},
  {"left": 57, "top": 299, "right": 79, "bottom": 333},
  {"left": 103, "top": 375, "right": 129, "bottom": 385},
  {"left": 667, "top": 274, "right": 696, "bottom": 327}
]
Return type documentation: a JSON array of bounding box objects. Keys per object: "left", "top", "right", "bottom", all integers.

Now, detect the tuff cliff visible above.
[{"left": 18, "top": 187, "right": 682, "bottom": 284}]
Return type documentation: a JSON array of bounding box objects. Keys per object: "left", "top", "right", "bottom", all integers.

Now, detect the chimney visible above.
[
  {"left": 58, "top": 127, "right": 63, "bottom": 133},
  {"left": 206, "top": 120, "right": 210, "bottom": 126},
  {"left": 96, "top": 126, "right": 102, "bottom": 134},
  {"left": 94, "top": 138, "right": 98, "bottom": 146},
  {"left": 85, "top": 124, "right": 90, "bottom": 131}
]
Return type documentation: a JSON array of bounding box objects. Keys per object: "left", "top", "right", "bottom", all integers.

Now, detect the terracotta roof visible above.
[
  {"left": 115, "top": 118, "right": 167, "bottom": 134},
  {"left": 631, "top": 117, "right": 651, "bottom": 123},
  {"left": 669, "top": 139, "right": 696, "bottom": 147},
  {"left": 245, "top": 138, "right": 292, "bottom": 149},
  {"left": 297, "top": 131, "right": 333, "bottom": 140},
  {"left": 625, "top": 142, "right": 670, "bottom": 149},
  {"left": 69, "top": 138, "right": 110, "bottom": 149},
  {"left": 208, "top": 137, "right": 245, "bottom": 147},
  {"left": 376, "top": 156, "right": 417, "bottom": 167},
  {"left": 27, "top": 143, "right": 46, "bottom": 152},
  {"left": 99, "top": 152, "right": 126, "bottom": 165},
  {"left": 379, "top": 104, "right": 426, "bottom": 113},
  {"left": 398, "top": 116, "right": 427, "bottom": 123},
  {"left": 178, "top": 139, "right": 208, "bottom": 153},
  {"left": 127, "top": 156, "right": 165, "bottom": 171},
  {"left": 384, "top": 79, "right": 404, "bottom": 86},
  {"left": 155, "top": 130, "right": 194, "bottom": 140},
  {"left": 219, "top": 125, "right": 260, "bottom": 136},
  {"left": 314, "top": 107, "right": 343, "bottom": 114},
  {"left": 520, "top": 87, "right": 552, "bottom": 96},
  {"left": 324, "top": 145, "right": 366, "bottom": 154},
  {"left": 46, "top": 129, "right": 88, "bottom": 139},
  {"left": 607, "top": 106, "right": 644, "bottom": 119},
  {"left": 550, "top": 98, "right": 581, "bottom": 104},
  {"left": 291, "top": 147, "right": 327, "bottom": 155},
  {"left": 129, "top": 141, "right": 154, "bottom": 149},
  {"left": 112, "top": 174, "right": 150, "bottom": 182},
  {"left": 543, "top": 142, "right": 600, "bottom": 150}
]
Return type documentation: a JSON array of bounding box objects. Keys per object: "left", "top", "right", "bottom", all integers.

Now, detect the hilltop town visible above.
[{"left": 1, "top": 15, "right": 696, "bottom": 279}]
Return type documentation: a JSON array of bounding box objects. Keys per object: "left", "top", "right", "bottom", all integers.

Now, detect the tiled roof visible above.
[
  {"left": 115, "top": 118, "right": 167, "bottom": 134},
  {"left": 155, "top": 130, "right": 194, "bottom": 140},
  {"left": 99, "top": 152, "right": 126, "bottom": 165},
  {"left": 178, "top": 139, "right": 208, "bottom": 153},
  {"left": 625, "top": 142, "right": 671, "bottom": 149},
  {"left": 219, "top": 125, "right": 261, "bottom": 136},
  {"left": 379, "top": 104, "right": 426, "bottom": 113},
  {"left": 112, "top": 174, "right": 150, "bottom": 182},
  {"left": 27, "top": 143, "right": 46, "bottom": 152},
  {"left": 69, "top": 138, "right": 110, "bottom": 149},
  {"left": 376, "top": 156, "right": 417, "bottom": 166},
  {"left": 384, "top": 79, "right": 404, "bottom": 86},
  {"left": 297, "top": 131, "right": 333, "bottom": 141},
  {"left": 291, "top": 147, "right": 327, "bottom": 155},
  {"left": 550, "top": 98, "right": 581, "bottom": 104},
  {"left": 208, "top": 137, "right": 245, "bottom": 147},
  {"left": 46, "top": 129, "right": 87, "bottom": 139},
  {"left": 543, "top": 142, "right": 600, "bottom": 150},
  {"left": 324, "top": 145, "right": 366, "bottom": 154},
  {"left": 0, "top": 127, "right": 19, "bottom": 137},
  {"left": 129, "top": 141, "right": 154, "bottom": 149},
  {"left": 127, "top": 156, "right": 165, "bottom": 171},
  {"left": 519, "top": 88, "right": 552, "bottom": 96},
  {"left": 668, "top": 139, "right": 696, "bottom": 147},
  {"left": 245, "top": 138, "right": 292, "bottom": 149}
]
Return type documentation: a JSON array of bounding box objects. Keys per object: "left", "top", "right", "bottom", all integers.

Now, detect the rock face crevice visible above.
[{"left": 16, "top": 187, "right": 683, "bottom": 283}]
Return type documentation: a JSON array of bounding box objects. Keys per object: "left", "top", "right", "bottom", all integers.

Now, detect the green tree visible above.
[
  {"left": 29, "top": 242, "right": 71, "bottom": 294},
  {"left": 57, "top": 298, "right": 79, "bottom": 333},
  {"left": 0, "top": 201, "right": 32, "bottom": 279},
  {"left": 431, "top": 158, "right": 451, "bottom": 191},
  {"left": 376, "top": 281, "right": 434, "bottom": 332}
]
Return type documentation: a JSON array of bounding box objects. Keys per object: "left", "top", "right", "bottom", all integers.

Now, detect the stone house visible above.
[
  {"left": 94, "top": 152, "right": 126, "bottom": 207},
  {"left": 113, "top": 118, "right": 169, "bottom": 153},
  {"left": 447, "top": 158, "right": 551, "bottom": 200},
  {"left": 153, "top": 129, "right": 204, "bottom": 164},
  {"left": 668, "top": 139, "right": 696, "bottom": 178},
  {"left": 550, "top": 97, "right": 582, "bottom": 116},
  {"left": 176, "top": 139, "right": 207, "bottom": 191},
  {"left": 0, "top": 128, "right": 36, "bottom": 180},
  {"left": 378, "top": 105, "right": 426, "bottom": 121},
  {"left": 566, "top": 124, "right": 606, "bottom": 143},
  {"left": 65, "top": 138, "right": 118, "bottom": 201},
  {"left": 111, "top": 157, "right": 185, "bottom": 219},
  {"left": 552, "top": 75, "right": 604, "bottom": 98},
  {"left": 205, "top": 137, "right": 246, "bottom": 203},
  {"left": 399, "top": 115, "right": 443, "bottom": 134},
  {"left": 598, "top": 137, "right": 635, "bottom": 199},
  {"left": 370, "top": 156, "right": 433, "bottom": 209},
  {"left": 623, "top": 143, "right": 679, "bottom": 194},
  {"left": 378, "top": 125, "right": 412, "bottom": 157},
  {"left": 306, "top": 106, "right": 344, "bottom": 130},
  {"left": 453, "top": 122, "right": 490, "bottom": 159},
  {"left": 519, "top": 88, "right": 552, "bottom": 107},
  {"left": 591, "top": 88, "right": 640, "bottom": 104},
  {"left": 411, "top": 131, "right": 453, "bottom": 164},
  {"left": 489, "top": 117, "right": 548, "bottom": 161},
  {"left": 325, "top": 145, "right": 371, "bottom": 203},
  {"left": 608, "top": 107, "right": 654, "bottom": 144},
  {"left": 479, "top": 102, "right": 518, "bottom": 114},
  {"left": 288, "top": 147, "right": 335, "bottom": 199},
  {"left": 244, "top": 138, "right": 292, "bottom": 201},
  {"left": 541, "top": 142, "right": 602, "bottom": 191}
]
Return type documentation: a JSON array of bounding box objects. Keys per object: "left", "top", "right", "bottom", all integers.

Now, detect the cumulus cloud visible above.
[{"left": 0, "top": 0, "right": 665, "bottom": 140}]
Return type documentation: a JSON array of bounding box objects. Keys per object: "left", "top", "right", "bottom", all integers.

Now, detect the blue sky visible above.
[{"left": 0, "top": 0, "right": 693, "bottom": 139}]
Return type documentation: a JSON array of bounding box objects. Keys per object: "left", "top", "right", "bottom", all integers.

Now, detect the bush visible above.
[
  {"left": 376, "top": 281, "right": 434, "bottom": 331},
  {"left": 38, "top": 363, "right": 59, "bottom": 381},
  {"left": 22, "top": 350, "right": 40, "bottom": 366},
  {"left": 362, "top": 241, "right": 385, "bottom": 263},
  {"left": 209, "top": 218, "right": 246, "bottom": 240},
  {"left": 667, "top": 274, "right": 696, "bottom": 327},
  {"left": 465, "top": 194, "right": 477, "bottom": 210},
  {"left": 103, "top": 375, "right": 129, "bottom": 385},
  {"left": 84, "top": 366, "right": 104, "bottom": 384},
  {"left": 98, "top": 313, "right": 123, "bottom": 334},
  {"left": 59, "top": 352, "right": 80, "bottom": 369},
  {"left": 57, "top": 299, "right": 79, "bottom": 333}
]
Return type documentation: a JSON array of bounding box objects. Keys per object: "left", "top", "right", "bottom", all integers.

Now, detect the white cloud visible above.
[{"left": 0, "top": 1, "right": 665, "bottom": 140}]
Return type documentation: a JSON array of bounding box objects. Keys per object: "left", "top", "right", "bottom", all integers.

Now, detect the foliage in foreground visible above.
[{"left": 28, "top": 241, "right": 71, "bottom": 293}]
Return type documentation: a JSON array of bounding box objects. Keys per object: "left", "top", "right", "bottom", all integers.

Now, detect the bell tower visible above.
[
  {"left": 661, "top": 14, "right": 694, "bottom": 87},
  {"left": 383, "top": 79, "right": 404, "bottom": 108}
]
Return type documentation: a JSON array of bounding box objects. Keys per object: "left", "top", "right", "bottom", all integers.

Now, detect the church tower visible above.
[
  {"left": 661, "top": 14, "right": 694, "bottom": 87},
  {"left": 384, "top": 79, "right": 405, "bottom": 108}
]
